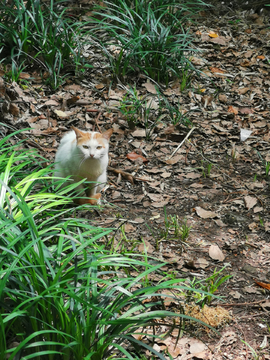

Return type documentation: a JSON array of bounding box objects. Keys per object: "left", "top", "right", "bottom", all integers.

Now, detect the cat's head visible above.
[{"left": 71, "top": 127, "right": 113, "bottom": 159}]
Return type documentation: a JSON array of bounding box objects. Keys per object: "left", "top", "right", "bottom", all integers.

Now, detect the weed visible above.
[
  {"left": 178, "top": 218, "right": 191, "bottom": 242},
  {"left": 91, "top": 0, "right": 205, "bottom": 84},
  {"left": 265, "top": 161, "right": 270, "bottom": 177},
  {"left": 119, "top": 85, "right": 162, "bottom": 139},
  {"left": 200, "top": 160, "right": 213, "bottom": 178},
  {"left": 0, "top": 0, "right": 86, "bottom": 89},
  {"left": 259, "top": 215, "right": 264, "bottom": 227},
  {"left": 119, "top": 85, "right": 144, "bottom": 128},
  {"left": 147, "top": 208, "right": 191, "bottom": 248},
  {"left": 3, "top": 60, "right": 28, "bottom": 83},
  {"left": 257, "top": 151, "right": 270, "bottom": 179},
  {"left": 241, "top": 341, "right": 259, "bottom": 360},
  {"left": 157, "top": 89, "right": 192, "bottom": 126},
  {"left": 186, "top": 265, "right": 232, "bottom": 308},
  {"left": 0, "top": 126, "right": 217, "bottom": 359}
]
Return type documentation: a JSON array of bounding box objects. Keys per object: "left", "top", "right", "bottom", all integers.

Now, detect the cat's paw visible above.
[
  {"left": 75, "top": 193, "right": 101, "bottom": 205},
  {"left": 88, "top": 193, "right": 101, "bottom": 205}
]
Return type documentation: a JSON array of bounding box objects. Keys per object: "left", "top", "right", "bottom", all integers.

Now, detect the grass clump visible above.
[
  {"left": 0, "top": 127, "right": 216, "bottom": 359},
  {"left": 91, "top": 0, "right": 207, "bottom": 84},
  {"left": 0, "top": 0, "right": 88, "bottom": 89}
]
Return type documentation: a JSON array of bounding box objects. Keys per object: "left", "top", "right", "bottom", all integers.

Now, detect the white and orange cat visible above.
[{"left": 55, "top": 126, "right": 113, "bottom": 205}]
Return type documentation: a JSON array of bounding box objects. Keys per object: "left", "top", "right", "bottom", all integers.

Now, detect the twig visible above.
[
  {"left": 218, "top": 299, "right": 265, "bottom": 307},
  {"left": 108, "top": 166, "right": 150, "bottom": 184},
  {"left": 168, "top": 126, "right": 196, "bottom": 159},
  {"left": 94, "top": 111, "right": 102, "bottom": 133}
]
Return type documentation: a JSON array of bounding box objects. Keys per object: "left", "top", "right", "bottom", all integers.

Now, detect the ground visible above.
[{"left": 1, "top": 3, "right": 270, "bottom": 359}]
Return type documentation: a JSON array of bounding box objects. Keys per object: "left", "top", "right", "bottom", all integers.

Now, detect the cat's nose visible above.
[{"left": 90, "top": 154, "right": 94, "bottom": 158}]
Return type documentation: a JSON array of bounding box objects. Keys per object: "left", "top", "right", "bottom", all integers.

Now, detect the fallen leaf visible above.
[
  {"left": 44, "top": 99, "right": 59, "bottom": 106},
  {"left": 228, "top": 106, "right": 238, "bottom": 114},
  {"left": 254, "top": 280, "right": 270, "bottom": 290},
  {"left": 209, "top": 245, "right": 225, "bottom": 261},
  {"left": 244, "top": 196, "right": 257, "bottom": 210},
  {"left": 137, "top": 240, "right": 155, "bottom": 253},
  {"left": 210, "top": 67, "right": 224, "bottom": 73},
  {"left": 124, "top": 223, "right": 136, "bottom": 233},
  {"left": 148, "top": 193, "right": 163, "bottom": 202},
  {"left": 152, "top": 200, "right": 169, "bottom": 208},
  {"left": 208, "top": 31, "right": 219, "bottom": 38},
  {"left": 185, "top": 172, "right": 201, "bottom": 179},
  {"left": 238, "top": 87, "right": 250, "bottom": 95},
  {"left": 195, "top": 207, "right": 218, "bottom": 219},
  {"left": 239, "top": 107, "right": 253, "bottom": 114},
  {"left": 142, "top": 82, "right": 157, "bottom": 94},
  {"left": 240, "top": 59, "right": 250, "bottom": 67},
  {"left": 54, "top": 109, "right": 69, "bottom": 118},
  {"left": 9, "top": 103, "right": 20, "bottom": 116},
  {"left": 195, "top": 258, "right": 209, "bottom": 269},
  {"left": 18, "top": 72, "right": 30, "bottom": 79},
  {"left": 165, "top": 154, "right": 184, "bottom": 165},
  {"left": 189, "top": 339, "right": 207, "bottom": 353},
  {"left": 95, "top": 83, "right": 105, "bottom": 89},
  {"left": 67, "top": 96, "right": 80, "bottom": 106},
  {"left": 210, "top": 36, "right": 227, "bottom": 45},
  {"left": 161, "top": 172, "right": 171, "bottom": 178},
  {"left": 126, "top": 151, "right": 147, "bottom": 163},
  {"left": 229, "top": 290, "right": 242, "bottom": 299},
  {"left": 132, "top": 129, "right": 146, "bottom": 138}
]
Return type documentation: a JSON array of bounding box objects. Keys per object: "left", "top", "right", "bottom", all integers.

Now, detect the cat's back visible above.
[{"left": 58, "top": 130, "right": 76, "bottom": 149}]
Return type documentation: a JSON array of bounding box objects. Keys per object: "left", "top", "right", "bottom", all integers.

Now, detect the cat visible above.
[{"left": 55, "top": 126, "right": 113, "bottom": 205}]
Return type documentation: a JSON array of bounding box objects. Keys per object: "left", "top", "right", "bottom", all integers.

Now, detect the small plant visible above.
[
  {"left": 0, "top": 0, "right": 87, "bottom": 89},
  {"left": 147, "top": 208, "right": 191, "bottom": 248},
  {"left": 3, "top": 60, "right": 28, "bottom": 83},
  {"left": 91, "top": 0, "right": 206, "bottom": 84},
  {"left": 119, "top": 85, "right": 144, "bottom": 128},
  {"left": 200, "top": 160, "right": 213, "bottom": 178},
  {"left": 257, "top": 151, "right": 270, "bottom": 179},
  {"left": 228, "top": 19, "right": 241, "bottom": 25},
  {"left": 178, "top": 218, "right": 192, "bottom": 242},
  {"left": 157, "top": 89, "right": 192, "bottom": 126},
  {"left": 241, "top": 341, "right": 259, "bottom": 360},
  {"left": 186, "top": 266, "right": 232, "bottom": 308},
  {"left": 1, "top": 127, "right": 217, "bottom": 360},
  {"left": 265, "top": 161, "right": 270, "bottom": 177},
  {"left": 119, "top": 85, "right": 162, "bottom": 139}
]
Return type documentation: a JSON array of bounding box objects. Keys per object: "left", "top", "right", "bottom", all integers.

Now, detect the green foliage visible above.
[
  {"left": 0, "top": 0, "right": 89, "bottom": 89},
  {"left": 146, "top": 207, "right": 192, "bottom": 251},
  {"left": 256, "top": 151, "right": 270, "bottom": 179},
  {"left": 186, "top": 266, "right": 232, "bottom": 308},
  {"left": 0, "top": 128, "right": 216, "bottom": 359},
  {"left": 200, "top": 160, "right": 213, "bottom": 178},
  {"left": 157, "top": 89, "right": 192, "bottom": 126},
  {"left": 91, "top": 0, "right": 206, "bottom": 84},
  {"left": 119, "top": 85, "right": 162, "bottom": 139}
]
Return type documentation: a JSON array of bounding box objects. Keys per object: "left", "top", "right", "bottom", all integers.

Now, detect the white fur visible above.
[{"left": 55, "top": 129, "right": 110, "bottom": 197}]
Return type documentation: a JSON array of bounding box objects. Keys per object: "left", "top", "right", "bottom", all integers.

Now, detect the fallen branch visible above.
[
  {"left": 168, "top": 126, "right": 196, "bottom": 159},
  {"left": 218, "top": 299, "right": 265, "bottom": 307},
  {"left": 108, "top": 166, "right": 150, "bottom": 184}
]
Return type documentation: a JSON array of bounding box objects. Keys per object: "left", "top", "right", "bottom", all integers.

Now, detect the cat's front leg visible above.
[
  {"left": 85, "top": 186, "right": 102, "bottom": 205},
  {"left": 75, "top": 193, "right": 101, "bottom": 205}
]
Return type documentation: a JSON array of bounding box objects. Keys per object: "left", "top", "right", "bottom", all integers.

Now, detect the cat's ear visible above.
[
  {"left": 71, "top": 126, "right": 84, "bottom": 140},
  {"left": 102, "top": 128, "right": 113, "bottom": 141}
]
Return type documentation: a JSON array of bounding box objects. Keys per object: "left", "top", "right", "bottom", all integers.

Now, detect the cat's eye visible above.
[
  {"left": 96, "top": 146, "right": 102, "bottom": 150},
  {"left": 82, "top": 145, "right": 89, "bottom": 149}
]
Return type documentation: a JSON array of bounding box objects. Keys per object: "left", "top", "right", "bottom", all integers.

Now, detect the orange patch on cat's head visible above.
[
  {"left": 72, "top": 126, "right": 91, "bottom": 145},
  {"left": 71, "top": 126, "right": 113, "bottom": 146}
]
